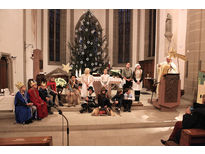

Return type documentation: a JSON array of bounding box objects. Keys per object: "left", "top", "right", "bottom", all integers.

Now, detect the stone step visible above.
[
  {"left": 53, "top": 102, "right": 190, "bottom": 112},
  {"left": 0, "top": 120, "right": 176, "bottom": 133}
]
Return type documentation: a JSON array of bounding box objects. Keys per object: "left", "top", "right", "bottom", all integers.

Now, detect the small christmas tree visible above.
[{"left": 68, "top": 10, "right": 109, "bottom": 74}]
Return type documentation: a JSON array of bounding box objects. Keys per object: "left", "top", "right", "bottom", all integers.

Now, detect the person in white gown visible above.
[
  {"left": 157, "top": 56, "right": 178, "bottom": 95},
  {"left": 157, "top": 56, "right": 178, "bottom": 83},
  {"left": 100, "top": 69, "right": 110, "bottom": 89},
  {"left": 100, "top": 68, "right": 111, "bottom": 96},
  {"left": 81, "top": 68, "right": 95, "bottom": 98},
  {"left": 132, "top": 64, "right": 143, "bottom": 102}
]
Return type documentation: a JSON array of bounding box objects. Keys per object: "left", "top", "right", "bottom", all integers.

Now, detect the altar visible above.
[
  {"left": 0, "top": 95, "right": 15, "bottom": 111},
  {"left": 77, "top": 77, "right": 123, "bottom": 95}
]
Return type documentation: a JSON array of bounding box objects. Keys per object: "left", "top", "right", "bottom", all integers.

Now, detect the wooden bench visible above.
[
  {"left": 166, "top": 129, "right": 205, "bottom": 146},
  {"left": 180, "top": 129, "right": 205, "bottom": 146},
  {"left": 0, "top": 136, "right": 52, "bottom": 146}
]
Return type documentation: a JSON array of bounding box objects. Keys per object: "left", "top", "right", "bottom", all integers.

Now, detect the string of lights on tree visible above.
[{"left": 68, "top": 10, "right": 109, "bottom": 74}]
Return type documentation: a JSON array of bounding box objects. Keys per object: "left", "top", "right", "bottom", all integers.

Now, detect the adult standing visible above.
[
  {"left": 157, "top": 56, "right": 178, "bottom": 83},
  {"left": 122, "top": 63, "right": 133, "bottom": 91},
  {"left": 81, "top": 68, "right": 95, "bottom": 98},
  {"left": 157, "top": 56, "right": 178, "bottom": 94},
  {"left": 132, "top": 64, "right": 143, "bottom": 102}
]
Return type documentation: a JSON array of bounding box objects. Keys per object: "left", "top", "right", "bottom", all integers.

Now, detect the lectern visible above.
[{"left": 152, "top": 74, "right": 181, "bottom": 109}]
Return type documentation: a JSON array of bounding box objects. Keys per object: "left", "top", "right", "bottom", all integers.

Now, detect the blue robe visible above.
[{"left": 14, "top": 91, "right": 32, "bottom": 124}]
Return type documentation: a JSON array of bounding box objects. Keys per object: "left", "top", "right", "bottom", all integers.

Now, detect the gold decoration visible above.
[
  {"left": 62, "top": 63, "right": 72, "bottom": 74},
  {"left": 15, "top": 82, "right": 24, "bottom": 90},
  {"left": 30, "top": 80, "right": 37, "bottom": 87},
  {"left": 168, "top": 48, "right": 187, "bottom": 61}
]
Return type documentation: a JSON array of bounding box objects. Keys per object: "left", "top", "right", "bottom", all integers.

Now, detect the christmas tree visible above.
[{"left": 68, "top": 10, "right": 109, "bottom": 74}]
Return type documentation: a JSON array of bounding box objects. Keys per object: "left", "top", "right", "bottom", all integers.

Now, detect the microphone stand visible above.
[{"left": 53, "top": 106, "right": 69, "bottom": 146}]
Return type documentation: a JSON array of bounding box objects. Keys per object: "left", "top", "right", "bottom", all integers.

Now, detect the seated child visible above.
[
  {"left": 39, "top": 82, "right": 54, "bottom": 114},
  {"left": 14, "top": 82, "right": 37, "bottom": 124},
  {"left": 47, "top": 76, "right": 64, "bottom": 106},
  {"left": 80, "top": 86, "right": 97, "bottom": 113},
  {"left": 67, "top": 75, "right": 81, "bottom": 107},
  {"left": 92, "top": 87, "right": 114, "bottom": 116},
  {"left": 123, "top": 88, "right": 133, "bottom": 112},
  {"left": 111, "top": 88, "right": 124, "bottom": 113},
  {"left": 28, "top": 80, "right": 48, "bottom": 120}
]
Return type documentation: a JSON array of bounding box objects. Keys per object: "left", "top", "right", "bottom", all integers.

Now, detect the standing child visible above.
[
  {"left": 123, "top": 88, "right": 133, "bottom": 112},
  {"left": 132, "top": 64, "right": 143, "bottom": 103}
]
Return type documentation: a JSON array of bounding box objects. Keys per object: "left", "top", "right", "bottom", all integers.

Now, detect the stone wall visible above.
[{"left": 184, "top": 9, "right": 205, "bottom": 101}]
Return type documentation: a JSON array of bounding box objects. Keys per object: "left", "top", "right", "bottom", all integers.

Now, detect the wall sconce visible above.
[{"left": 30, "top": 53, "right": 34, "bottom": 60}]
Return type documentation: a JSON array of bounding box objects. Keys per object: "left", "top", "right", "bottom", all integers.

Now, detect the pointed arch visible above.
[{"left": 75, "top": 11, "right": 103, "bottom": 42}]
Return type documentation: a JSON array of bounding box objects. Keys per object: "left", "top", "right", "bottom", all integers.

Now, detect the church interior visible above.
[{"left": 1, "top": 8, "right": 205, "bottom": 147}]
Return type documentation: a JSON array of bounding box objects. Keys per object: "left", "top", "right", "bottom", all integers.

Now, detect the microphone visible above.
[
  {"left": 52, "top": 105, "right": 69, "bottom": 146},
  {"left": 53, "top": 105, "right": 62, "bottom": 115}
]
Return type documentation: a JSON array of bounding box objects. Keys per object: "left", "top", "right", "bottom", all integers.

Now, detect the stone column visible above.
[{"left": 33, "top": 49, "right": 43, "bottom": 80}]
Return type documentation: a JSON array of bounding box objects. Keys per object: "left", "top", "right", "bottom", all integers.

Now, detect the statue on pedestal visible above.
[{"left": 164, "top": 13, "right": 173, "bottom": 42}]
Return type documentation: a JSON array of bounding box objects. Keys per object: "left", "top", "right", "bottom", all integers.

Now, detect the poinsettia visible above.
[{"left": 55, "top": 78, "right": 67, "bottom": 88}]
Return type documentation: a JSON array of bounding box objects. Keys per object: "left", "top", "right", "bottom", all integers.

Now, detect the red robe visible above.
[{"left": 28, "top": 87, "right": 48, "bottom": 119}]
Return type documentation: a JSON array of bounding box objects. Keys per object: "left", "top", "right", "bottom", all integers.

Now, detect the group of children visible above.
[
  {"left": 14, "top": 76, "right": 63, "bottom": 124},
  {"left": 79, "top": 86, "right": 134, "bottom": 116},
  {"left": 14, "top": 69, "right": 137, "bottom": 124}
]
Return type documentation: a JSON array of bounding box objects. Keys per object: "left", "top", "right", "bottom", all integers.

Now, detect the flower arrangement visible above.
[
  {"left": 110, "top": 69, "right": 121, "bottom": 77},
  {"left": 55, "top": 78, "right": 67, "bottom": 88}
]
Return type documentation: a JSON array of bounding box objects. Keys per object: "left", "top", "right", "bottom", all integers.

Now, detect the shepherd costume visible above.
[
  {"left": 47, "top": 79, "right": 63, "bottom": 106},
  {"left": 80, "top": 86, "right": 97, "bottom": 113},
  {"left": 67, "top": 78, "right": 80, "bottom": 107},
  {"left": 39, "top": 83, "right": 54, "bottom": 114},
  {"left": 111, "top": 88, "right": 124, "bottom": 112}
]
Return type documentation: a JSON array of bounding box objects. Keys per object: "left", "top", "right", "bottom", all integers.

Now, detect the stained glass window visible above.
[
  {"left": 118, "top": 9, "right": 131, "bottom": 63},
  {"left": 49, "top": 9, "right": 61, "bottom": 62}
]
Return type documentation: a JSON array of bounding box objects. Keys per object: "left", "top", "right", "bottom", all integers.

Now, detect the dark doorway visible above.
[{"left": 0, "top": 57, "right": 8, "bottom": 89}]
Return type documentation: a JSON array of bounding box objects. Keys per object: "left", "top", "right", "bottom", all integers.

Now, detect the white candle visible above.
[
  {"left": 79, "top": 68, "right": 82, "bottom": 77},
  {"left": 75, "top": 69, "right": 79, "bottom": 77}
]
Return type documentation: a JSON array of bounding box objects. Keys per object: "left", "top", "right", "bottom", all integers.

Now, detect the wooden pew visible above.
[
  {"left": 166, "top": 129, "right": 205, "bottom": 146},
  {"left": 0, "top": 136, "right": 52, "bottom": 146},
  {"left": 180, "top": 129, "right": 205, "bottom": 146}
]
